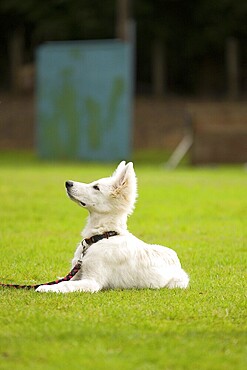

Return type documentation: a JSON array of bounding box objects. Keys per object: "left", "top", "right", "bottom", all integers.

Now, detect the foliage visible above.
[
  {"left": 0, "top": 0, "right": 115, "bottom": 41},
  {"left": 0, "top": 153, "right": 246, "bottom": 369},
  {"left": 0, "top": 0, "right": 247, "bottom": 93}
]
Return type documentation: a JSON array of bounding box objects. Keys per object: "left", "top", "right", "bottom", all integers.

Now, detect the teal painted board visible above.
[{"left": 36, "top": 41, "right": 133, "bottom": 160}]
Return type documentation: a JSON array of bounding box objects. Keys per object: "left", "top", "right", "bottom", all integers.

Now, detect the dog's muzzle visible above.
[
  {"left": 65, "top": 181, "right": 86, "bottom": 207},
  {"left": 65, "top": 181, "right": 73, "bottom": 189}
]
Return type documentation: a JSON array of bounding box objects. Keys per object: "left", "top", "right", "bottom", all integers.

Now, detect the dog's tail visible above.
[{"left": 166, "top": 268, "right": 189, "bottom": 289}]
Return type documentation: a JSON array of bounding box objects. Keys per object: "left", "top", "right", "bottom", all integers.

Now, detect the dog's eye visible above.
[{"left": 93, "top": 185, "right": 100, "bottom": 191}]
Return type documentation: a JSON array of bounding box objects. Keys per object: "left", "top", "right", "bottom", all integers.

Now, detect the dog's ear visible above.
[
  {"left": 111, "top": 162, "right": 137, "bottom": 200},
  {"left": 112, "top": 161, "right": 126, "bottom": 178},
  {"left": 113, "top": 162, "right": 133, "bottom": 187}
]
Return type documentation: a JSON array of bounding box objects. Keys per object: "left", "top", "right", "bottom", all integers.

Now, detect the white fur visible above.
[{"left": 36, "top": 161, "right": 189, "bottom": 293}]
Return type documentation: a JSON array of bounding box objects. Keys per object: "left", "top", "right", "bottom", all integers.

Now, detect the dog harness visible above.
[{"left": 0, "top": 231, "right": 118, "bottom": 290}]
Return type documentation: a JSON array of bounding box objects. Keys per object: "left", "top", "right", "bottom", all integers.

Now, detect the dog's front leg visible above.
[{"left": 36, "top": 279, "right": 101, "bottom": 293}]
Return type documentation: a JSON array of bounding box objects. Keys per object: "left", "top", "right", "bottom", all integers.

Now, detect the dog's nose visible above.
[{"left": 65, "top": 181, "right": 73, "bottom": 189}]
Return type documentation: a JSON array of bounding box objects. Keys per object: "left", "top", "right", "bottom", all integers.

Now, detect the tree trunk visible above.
[
  {"left": 9, "top": 27, "right": 24, "bottom": 92},
  {"left": 226, "top": 37, "right": 240, "bottom": 100},
  {"left": 116, "top": 0, "right": 130, "bottom": 41},
  {"left": 152, "top": 39, "right": 166, "bottom": 96}
]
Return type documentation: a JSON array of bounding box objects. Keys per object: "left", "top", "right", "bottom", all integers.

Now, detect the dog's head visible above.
[{"left": 65, "top": 161, "right": 137, "bottom": 215}]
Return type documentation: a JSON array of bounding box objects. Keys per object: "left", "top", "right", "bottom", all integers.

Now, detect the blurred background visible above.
[{"left": 0, "top": 0, "right": 246, "bottom": 165}]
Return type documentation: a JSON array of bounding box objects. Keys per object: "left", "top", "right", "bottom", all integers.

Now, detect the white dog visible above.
[{"left": 37, "top": 161, "right": 189, "bottom": 293}]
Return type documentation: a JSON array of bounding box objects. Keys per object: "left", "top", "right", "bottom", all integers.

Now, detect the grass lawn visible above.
[{"left": 0, "top": 152, "right": 246, "bottom": 370}]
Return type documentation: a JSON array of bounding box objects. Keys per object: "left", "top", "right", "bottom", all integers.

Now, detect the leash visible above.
[
  {"left": 0, "top": 231, "right": 118, "bottom": 290},
  {"left": 0, "top": 262, "right": 82, "bottom": 290}
]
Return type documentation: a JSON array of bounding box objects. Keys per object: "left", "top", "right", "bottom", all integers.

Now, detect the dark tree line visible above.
[{"left": 0, "top": 0, "right": 246, "bottom": 97}]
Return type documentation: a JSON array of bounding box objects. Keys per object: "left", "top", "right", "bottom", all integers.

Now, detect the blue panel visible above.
[{"left": 36, "top": 41, "right": 133, "bottom": 161}]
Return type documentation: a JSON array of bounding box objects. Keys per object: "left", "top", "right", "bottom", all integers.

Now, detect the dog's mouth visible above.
[{"left": 67, "top": 191, "right": 86, "bottom": 207}]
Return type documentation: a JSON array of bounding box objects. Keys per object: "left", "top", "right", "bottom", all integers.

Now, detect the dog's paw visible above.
[
  {"left": 36, "top": 280, "right": 101, "bottom": 293},
  {"left": 36, "top": 284, "right": 67, "bottom": 293}
]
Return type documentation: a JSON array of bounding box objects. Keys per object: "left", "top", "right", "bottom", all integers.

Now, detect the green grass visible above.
[{"left": 0, "top": 152, "right": 246, "bottom": 370}]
